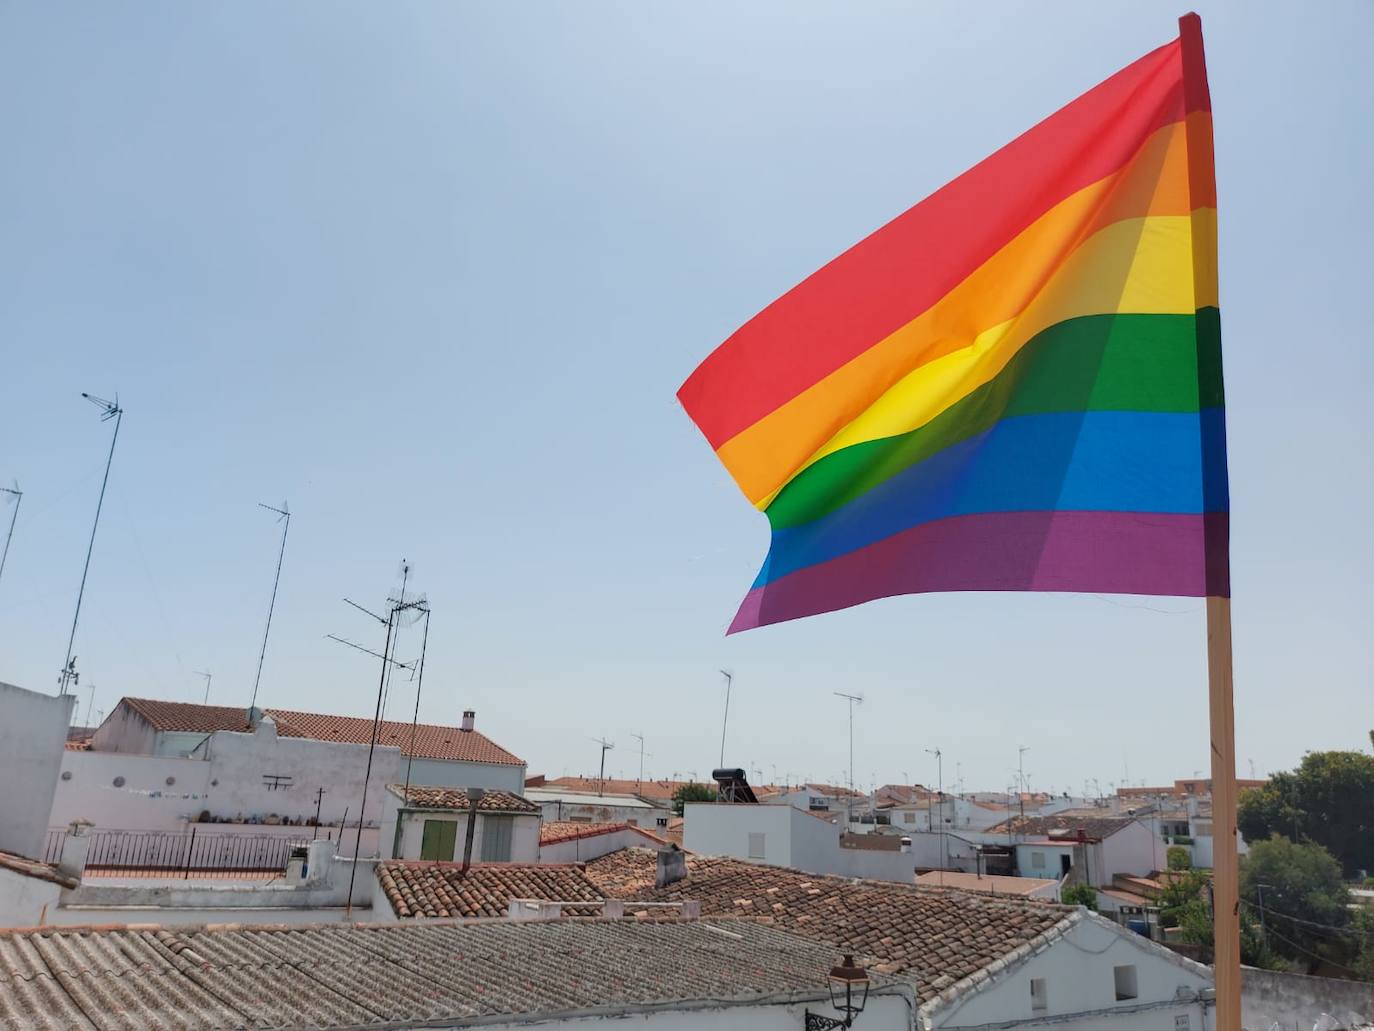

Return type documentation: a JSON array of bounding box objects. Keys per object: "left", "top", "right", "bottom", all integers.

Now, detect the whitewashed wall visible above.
[
  {"left": 538, "top": 827, "right": 664, "bottom": 864},
  {"left": 927, "top": 915, "right": 1213, "bottom": 1031},
  {"left": 0, "top": 682, "right": 76, "bottom": 859},
  {"left": 378, "top": 790, "right": 540, "bottom": 863},
  {"left": 51, "top": 725, "right": 401, "bottom": 850}
]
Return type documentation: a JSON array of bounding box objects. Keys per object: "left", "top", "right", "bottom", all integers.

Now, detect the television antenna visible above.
[
  {"left": 833, "top": 691, "right": 863, "bottom": 825},
  {"left": 0, "top": 481, "right": 21, "bottom": 591},
  {"left": 590, "top": 736, "right": 615, "bottom": 794},
  {"left": 194, "top": 670, "right": 213, "bottom": 705},
  {"left": 60, "top": 393, "right": 123, "bottom": 695},
  {"left": 248, "top": 502, "right": 290, "bottom": 715}
]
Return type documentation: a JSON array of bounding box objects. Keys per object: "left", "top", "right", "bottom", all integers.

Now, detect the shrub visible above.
[
  {"left": 1062, "top": 883, "right": 1097, "bottom": 910},
  {"left": 1167, "top": 845, "right": 1193, "bottom": 871}
]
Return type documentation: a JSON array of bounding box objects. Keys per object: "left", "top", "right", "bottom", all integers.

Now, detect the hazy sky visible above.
[{"left": 2, "top": 2, "right": 1370, "bottom": 796}]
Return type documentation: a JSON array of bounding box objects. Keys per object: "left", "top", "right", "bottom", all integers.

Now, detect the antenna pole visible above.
[
  {"left": 346, "top": 604, "right": 395, "bottom": 918},
  {"left": 631, "top": 732, "right": 646, "bottom": 789},
  {"left": 248, "top": 502, "right": 290, "bottom": 715},
  {"left": 402, "top": 606, "right": 431, "bottom": 801},
  {"left": 379, "top": 560, "right": 409, "bottom": 721},
  {"left": 718, "top": 670, "right": 733, "bottom": 768},
  {"left": 0, "top": 484, "right": 21, "bottom": 590},
  {"left": 61, "top": 394, "right": 122, "bottom": 695},
  {"left": 834, "top": 691, "right": 862, "bottom": 827},
  {"left": 194, "top": 670, "right": 213, "bottom": 705}
]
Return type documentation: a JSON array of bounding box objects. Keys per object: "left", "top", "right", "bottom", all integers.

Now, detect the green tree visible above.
[
  {"left": 1167, "top": 845, "right": 1192, "bottom": 871},
  {"left": 1061, "top": 883, "right": 1097, "bottom": 910},
  {"left": 672, "top": 781, "right": 716, "bottom": 815},
  {"left": 1161, "top": 869, "right": 1279, "bottom": 969},
  {"left": 1240, "top": 836, "right": 1350, "bottom": 971},
  {"left": 1238, "top": 750, "right": 1374, "bottom": 876},
  {"left": 1351, "top": 904, "right": 1374, "bottom": 981}
]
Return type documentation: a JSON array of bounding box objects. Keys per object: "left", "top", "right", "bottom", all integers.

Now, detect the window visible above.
[
  {"left": 480, "top": 815, "right": 514, "bottom": 862},
  {"left": 419, "top": 819, "right": 457, "bottom": 861},
  {"left": 1029, "top": 978, "right": 1047, "bottom": 1013},
  {"left": 1112, "top": 965, "right": 1138, "bottom": 1001},
  {"left": 903, "top": 811, "right": 916, "bottom": 824},
  {"left": 748, "top": 832, "right": 766, "bottom": 859},
  {"left": 1030, "top": 851, "right": 1046, "bottom": 869}
]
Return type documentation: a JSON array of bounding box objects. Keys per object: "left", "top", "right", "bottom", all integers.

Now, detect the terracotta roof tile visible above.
[
  {"left": 0, "top": 850, "right": 79, "bottom": 890},
  {"left": 375, "top": 862, "right": 603, "bottom": 919},
  {"left": 117, "top": 697, "right": 524, "bottom": 765},
  {"left": 584, "top": 849, "right": 1071, "bottom": 1003},
  {"left": 386, "top": 785, "right": 538, "bottom": 813},
  {"left": 986, "top": 813, "right": 1137, "bottom": 840},
  {"left": 0, "top": 919, "right": 904, "bottom": 1030},
  {"left": 539, "top": 821, "right": 625, "bottom": 844}
]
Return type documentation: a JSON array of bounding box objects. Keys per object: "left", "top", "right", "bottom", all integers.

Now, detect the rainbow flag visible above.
[{"left": 679, "top": 16, "right": 1227, "bottom": 634}]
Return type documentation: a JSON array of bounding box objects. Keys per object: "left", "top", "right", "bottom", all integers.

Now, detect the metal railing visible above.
[{"left": 43, "top": 828, "right": 307, "bottom": 878}]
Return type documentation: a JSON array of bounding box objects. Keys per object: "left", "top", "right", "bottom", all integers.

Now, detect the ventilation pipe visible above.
[
  {"left": 461, "top": 710, "right": 475, "bottom": 732},
  {"left": 461, "top": 787, "right": 485, "bottom": 873}
]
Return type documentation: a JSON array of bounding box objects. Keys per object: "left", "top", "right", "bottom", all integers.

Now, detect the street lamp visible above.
[{"left": 805, "top": 954, "right": 870, "bottom": 1029}]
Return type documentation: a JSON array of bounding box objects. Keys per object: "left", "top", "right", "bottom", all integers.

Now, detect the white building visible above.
[
  {"left": 90, "top": 698, "right": 526, "bottom": 792},
  {"left": 52, "top": 715, "right": 403, "bottom": 855},
  {"left": 983, "top": 812, "right": 1165, "bottom": 886},
  {"left": 0, "top": 681, "right": 76, "bottom": 859},
  {"left": 379, "top": 784, "right": 540, "bottom": 864},
  {"left": 523, "top": 786, "right": 671, "bottom": 829}
]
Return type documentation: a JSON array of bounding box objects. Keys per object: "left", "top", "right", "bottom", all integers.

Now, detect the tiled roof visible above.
[
  {"left": 0, "top": 919, "right": 904, "bottom": 1031},
  {"left": 540, "top": 821, "right": 625, "bottom": 844},
  {"left": 986, "top": 812, "right": 1138, "bottom": 839},
  {"left": 0, "top": 851, "right": 78, "bottom": 890},
  {"left": 386, "top": 785, "right": 538, "bottom": 812},
  {"left": 536, "top": 775, "right": 685, "bottom": 803},
  {"left": 584, "top": 848, "right": 1072, "bottom": 1002},
  {"left": 375, "top": 861, "right": 604, "bottom": 919},
  {"left": 117, "top": 697, "right": 524, "bottom": 765}
]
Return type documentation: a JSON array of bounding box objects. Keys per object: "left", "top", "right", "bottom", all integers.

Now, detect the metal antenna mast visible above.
[
  {"left": 60, "top": 393, "right": 122, "bottom": 695},
  {"left": 834, "top": 691, "right": 863, "bottom": 826},
  {"left": 718, "top": 670, "right": 733, "bottom": 768},
  {"left": 248, "top": 502, "right": 290, "bottom": 715},
  {"left": 630, "top": 732, "right": 651, "bottom": 789},
  {"left": 926, "top": 746, "right": 945, "bottom": 883},
  {"left": 0, "top": 482, "right": 21, "bottom": 591},
  {"left": 379, "top": 560, "right": 410, "bottom": 721},
  {"left": 194, "top": 670, "right": 213, "bottom": 705},
  {"left": 590, "top": 737, "right": 615, "bottom": 794},
  {"left": 401, "top": 606, "right": 432, "bottom": 801}
]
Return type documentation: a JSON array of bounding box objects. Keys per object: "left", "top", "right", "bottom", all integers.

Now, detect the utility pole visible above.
[
  {"left": 84, "top": 681, "right": 96, "bottom": 730},
  {"left": 718, "top": 670, "right": 733, "bottom": 768},
  {"left": 248, "top": 502, "right": 290, "bottom": 716},
  {"left": 0, "top": 482, "right": 21, "bottom": 591},
  {"left": 591, "top": 737, "right": 615, "bottom": 794},
  {"left": 60, "top": 394, "right": 123, "bottom": 695},
  {"left": 834, "top": 691, "right": 863, "bottom": 827},
  {"left": 313, "top": 787, "right": 326, "bottom": 836},
  {"left": 194, "top": 670, "right": 213, "bottom": 705}
]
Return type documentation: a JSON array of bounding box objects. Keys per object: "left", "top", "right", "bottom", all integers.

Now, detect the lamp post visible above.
[{"left": 805, "top": 955, "right": 871, "bottom": 1029}]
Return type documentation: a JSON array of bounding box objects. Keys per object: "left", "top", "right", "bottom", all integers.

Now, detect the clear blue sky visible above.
[{"left": 1, "top": 2, "right": 1370, "bottom": 795}]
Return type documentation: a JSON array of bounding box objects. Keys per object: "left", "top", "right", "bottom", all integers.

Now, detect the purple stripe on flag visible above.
[{"left": 729, "top": 510, "right": 1229, "bottom": 633}]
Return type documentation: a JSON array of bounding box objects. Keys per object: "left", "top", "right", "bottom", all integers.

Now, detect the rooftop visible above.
[
  {"left": 385, "top": 784, "right": 538, "bottom": 813},
  {"left": 539, "top": 821, "right": 669, "bottom": 847},
  {"left": 375, "top": 861, "right": 603, "bottom": 919},
  {"left": 914, "top": 872, "right": 1060, "bottom": 897},
  {"left": 986, "top": 812, "right": 1139, "bottom": 840},
  {"left": 524, "top": 786, "right": 658, "bottom": 809},
  {"left": 532, "top": 775, "right": 690, "bottom": 803},
  {"left": 584, "top": 848, "right": 1072, "bottom": 1002},
  {"left": 116, "top": 697, "right": 524, "bottom": 765},
  {"left": 0, "top": 918, "right": 900, "bottom": 1031}
]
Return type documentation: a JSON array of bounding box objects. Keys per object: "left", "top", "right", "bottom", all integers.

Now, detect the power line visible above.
[
  {"left": 1258, "top": 923, "right": 1366, "bottom": 977},
  {"left": 1241, "top": 899, "right": 1374, "bottom": 940}
]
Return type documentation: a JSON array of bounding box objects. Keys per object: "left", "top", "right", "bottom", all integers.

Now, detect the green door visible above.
[{"left": 420, "top": 819, "right": 458, "bottom": 861}]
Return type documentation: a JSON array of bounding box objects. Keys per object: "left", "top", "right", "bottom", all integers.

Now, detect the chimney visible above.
[
  {"left": 58, "top": 820, "right": 94, "bottom": 880},
  {"left": 655, "top": 844, "right": 688, "bottom": 889},
  {"left": 461, "top": 710, "right": 475, "bottom": 732},
  {"left": 899, "top": 836, "right": 912, "bottom": 854}
]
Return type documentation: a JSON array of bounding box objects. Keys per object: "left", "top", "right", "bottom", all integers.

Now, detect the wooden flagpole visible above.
[{"left": 1179, "top": 13, "right": 1240, "bottom": 1031}]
